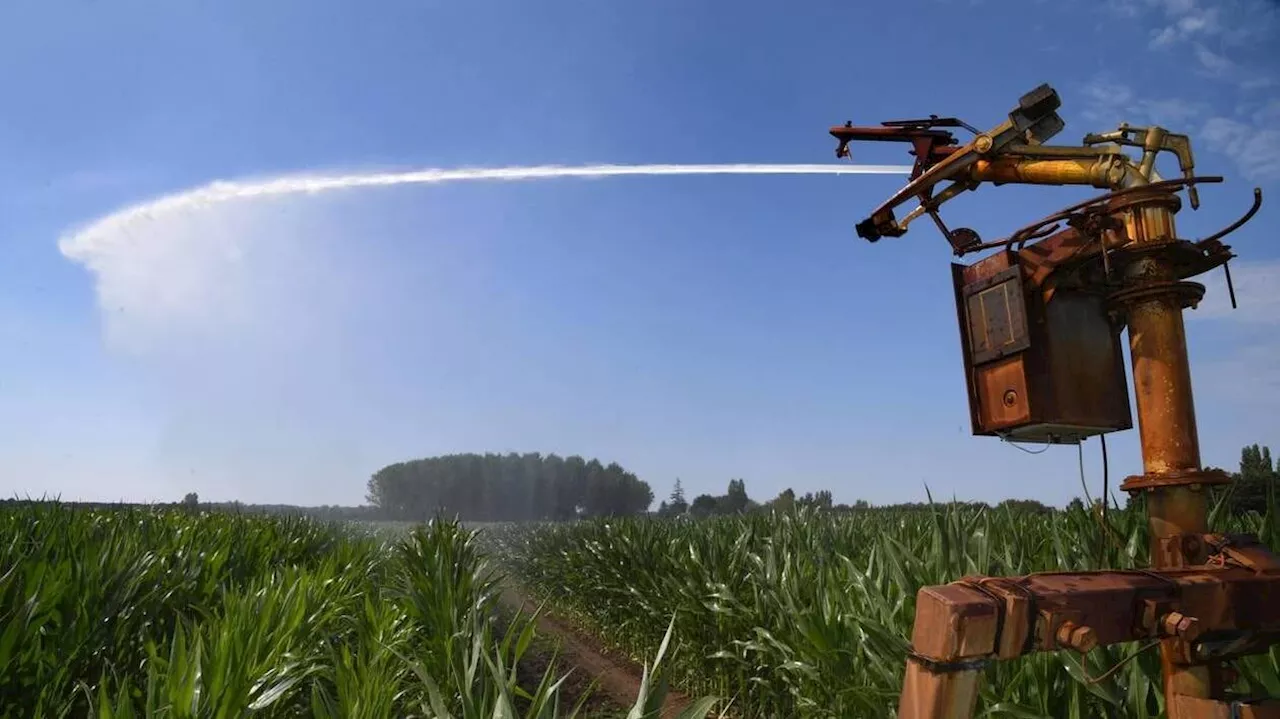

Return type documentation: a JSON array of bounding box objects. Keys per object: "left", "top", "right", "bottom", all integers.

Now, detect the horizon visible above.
[{"left": 2, "top": 0, "right": 1277, "bottom": 509}]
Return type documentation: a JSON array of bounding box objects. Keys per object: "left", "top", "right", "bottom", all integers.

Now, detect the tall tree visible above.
[
  {"left": 689, "top": 494, "right": 719, "bottom": 518},
  {"left": 365, "top": 452, "right": 653, "bottom": 521},
  {"left": 771, "top": 488, "right": 796, "bottom": 512},
  {"left": 1231, "top": 444, "right": 1276, "bottom": 515},
  {"left": 723, "top": 479, "right": 749, "bottom": 514},
  {"left": 667, "top": 479, "right": 689, "bottom": 515}
]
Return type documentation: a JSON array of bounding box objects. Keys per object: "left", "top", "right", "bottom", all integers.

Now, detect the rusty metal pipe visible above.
[
  {"left": 1127, "top": 297, "right": 1203, "bottom": 478},
  {"left": 968, "top": 156, "right": 1133, "bottom": 189},
  {"left": 1113, "top": 193, "right": 1225, "bottom": 715},
  {"left": 1127, "top": 293, "right": 1221, "bottom": 711},
  {"left": 1138, "top": 127, "right": 1168, "bottom": 181}
]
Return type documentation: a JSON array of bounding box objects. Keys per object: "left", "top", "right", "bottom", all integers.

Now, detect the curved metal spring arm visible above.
[
  {"left": 956, "top": 176, "right": 1225, "bottom": 256},
  {"left": 1199, "top": 187, "right": 1262, "bottom": 246},
  {"left": 1197, "top": 187, "right": 1263, "bottom": 310}
]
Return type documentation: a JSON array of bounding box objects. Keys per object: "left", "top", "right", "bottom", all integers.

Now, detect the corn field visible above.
[
  {"left": 7, "top": 499, "right": 1277, "bottom": 718},
  {"left": 0, "top": 503, "right": 703, "bottom": 719},
  {"left": 491, "top": 500, "right": 1280, "bottom": 718}
]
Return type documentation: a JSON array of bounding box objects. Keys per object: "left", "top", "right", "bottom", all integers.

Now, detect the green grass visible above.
[
  {"left": 0, "top": 503, "right": 710, "bottom": 718},
  {"left": 491, "top": 501, "right": 1280, "bottom": 719}
]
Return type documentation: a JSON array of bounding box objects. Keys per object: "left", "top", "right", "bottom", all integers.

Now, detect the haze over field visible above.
[{"left": 1, "top": 0, "right": 1277, "bottom": 507}]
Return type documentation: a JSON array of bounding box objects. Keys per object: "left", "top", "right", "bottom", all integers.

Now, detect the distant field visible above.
[{"left": 366, "top": 519, "right": 511, "bottom": 531}]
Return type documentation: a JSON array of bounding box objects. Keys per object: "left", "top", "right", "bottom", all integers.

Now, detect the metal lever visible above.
[
  {"left": 828, "top": 120, "right": 959, "bottom": 177},
  {"left": 1083, "top": 124, "right": 1200, "bottom": 208},
  {"left": 854, "top": 84, "right": 1066, "bottom": 241}
]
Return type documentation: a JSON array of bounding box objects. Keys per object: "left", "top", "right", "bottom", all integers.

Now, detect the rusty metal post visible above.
[
  {"left": 896, "top": 584, "right": 998, "bottom": 719},
  {"left": 1112, "top": 189, "right": 1230, "bottom": 713}
]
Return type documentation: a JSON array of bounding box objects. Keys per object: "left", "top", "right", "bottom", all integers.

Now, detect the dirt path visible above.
[{"left": 499, "top": 585, "right": 694, "bottom": 719}]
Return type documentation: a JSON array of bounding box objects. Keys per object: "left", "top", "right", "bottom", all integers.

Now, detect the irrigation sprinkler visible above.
[{"left": 833, "top": 83, "right": 1277, "bottom": 718}]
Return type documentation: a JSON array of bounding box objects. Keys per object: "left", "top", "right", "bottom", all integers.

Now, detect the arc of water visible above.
[{"left": 58, "top": 162, "right": 911, "bottom": 260}]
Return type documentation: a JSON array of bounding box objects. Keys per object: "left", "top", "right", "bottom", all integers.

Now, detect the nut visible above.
[
  {"left": 1159, "top": 612, "right": 1202, "bottom": 642},
  {"left": 1055, "top": 621, "right": 1098, "bottom": 653}
]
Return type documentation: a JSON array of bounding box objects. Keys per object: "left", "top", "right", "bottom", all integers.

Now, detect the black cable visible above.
[
  {"left": 1100, "top": 434, "right": 1110, "bottom": 567},
  {"left": 1101, "top": 434, "right": 1110, "bottom": 522},
  {"left": 999, "top": 432, "right": 1052, "bottom": 455},
  {"left": 1078, "top": 439, "right": 1092, "bottom": 507}
]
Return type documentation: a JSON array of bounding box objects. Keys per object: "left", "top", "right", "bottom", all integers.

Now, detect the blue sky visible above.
[{"left": 1, "top": 0, "right": 1277, "bottom": 508}]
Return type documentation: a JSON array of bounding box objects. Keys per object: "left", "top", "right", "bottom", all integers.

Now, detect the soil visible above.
[{"left": 499, "top": 584, "right": 695, "bottom": 719}]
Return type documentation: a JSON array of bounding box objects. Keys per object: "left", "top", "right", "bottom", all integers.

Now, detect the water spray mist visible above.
[{"left": 58, "top": 162, "right": 911, "bottom": 261}]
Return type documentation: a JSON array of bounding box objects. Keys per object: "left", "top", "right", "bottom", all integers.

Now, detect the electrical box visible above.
[{"left": 951, "top": 251, "right": 1132, "bottom": 444}]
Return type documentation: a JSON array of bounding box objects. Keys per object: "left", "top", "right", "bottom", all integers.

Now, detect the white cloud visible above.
[
  {"left": 1193, "top": 43, "right": 1234, "bottom": 77},
  {"left": 1075, "top": 69, "right": 1280, "bottom": 182},
  {"left": 1150, "top": 26, "right": 1180, "bottom": 47},
  {"left": 1240, "top": 77, "right": 1277, "bottom": 92},
  {"left": 1248, "top": 98, "right": 1280, "bottom": 124},
  {"left": 1135, "top": 0, "right": 1277, "bottom": 46},
  {"left": 1077, "top": 75, "right": 1207, "bottom": 126},
  {"left": 1142, "top": 2, "right": 1223, "bottom": 46},
  {"left": 1118, "top": 0, "right": 1278, "bottom": 89},
  {"left": 1199, "top": 117, "right": 1280, "bottom": 181}
]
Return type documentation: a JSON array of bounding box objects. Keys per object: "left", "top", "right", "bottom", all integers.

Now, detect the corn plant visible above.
[
  {"left": 0, "top": 503, "right": 717, "bottom": 718},
  {"left": 494, "top": 500, "right": 1280, "bottom": 719}
]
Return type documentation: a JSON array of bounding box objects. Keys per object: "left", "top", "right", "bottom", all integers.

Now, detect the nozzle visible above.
[
  {"left": 1082, "top": 124, "right": 1199, "bottom": 208},
  {"left": 1163, "top": 134, "right": 1199, "bottom": 209},
  {"left": 1082, "top": 129, "right": 1127, "bottom": 146},
  {"left": 856, "top": 218, "right": 882, "bottom": 242},
  {"left": 855, "top": 209, "right": 906, "bottom": 242}
]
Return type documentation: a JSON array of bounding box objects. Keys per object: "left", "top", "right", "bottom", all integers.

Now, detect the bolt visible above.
[
  {"left": 1003, "top": 390, "right": 1018, "bottom": 407},
  {"left": 1056, "top": 621, "right": 1098, "bottom": 653},
  {"left": 1159, "top": 612, "right": 1202, "bottom": 642}
]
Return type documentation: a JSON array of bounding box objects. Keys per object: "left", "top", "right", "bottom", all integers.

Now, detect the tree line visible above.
[
  {"left": 656, "top": 442, "right": 1274, "bottom": 520},
  {"left": 1228, "top": 444, "right": 1277, "bottom": 515},
  {"left": 136, "top": 441, "right": 1273, "bottom": 522},
  {"left": 364, "top": 452, "right": 654, "bottom": 521},
  {"left": 653, "top": 477, "right": 1054, "bottom": 518}
]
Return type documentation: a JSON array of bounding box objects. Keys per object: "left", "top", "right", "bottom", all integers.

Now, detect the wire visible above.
[
  {"left": 1078, "top": 439, "right": 1093, "bottom": 507},
  {"left": 1076, "top": 435, "right": 1119, "bottom": 564},
  {"left": 1094, "top": 434, "right": 1125, "bottom": 559},
  {"left": 1101, "top": 434, "right": 1110, "bottom": 524},
  {"left": 1083, "top": 639, "right": 1161, "bottom": 685},
  {"left": 998, "top": 432, "right": 1052, "bottom": 455}
]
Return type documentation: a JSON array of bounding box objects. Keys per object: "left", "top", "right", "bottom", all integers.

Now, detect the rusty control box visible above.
[{"left": 951, "top": 249, "right": 1132, "bottom": 444}]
